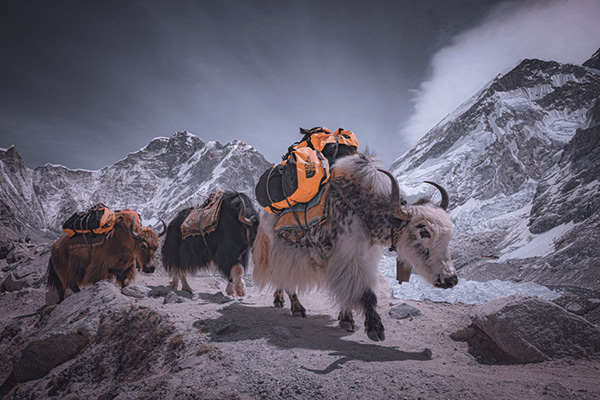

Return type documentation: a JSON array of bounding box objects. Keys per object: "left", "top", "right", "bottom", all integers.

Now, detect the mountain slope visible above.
[
  {"left": 391, "top": 52, "right": 600, "bottom": 288},
  {"left": 1, "top": 131, "right": 272, "bottom": 236}
]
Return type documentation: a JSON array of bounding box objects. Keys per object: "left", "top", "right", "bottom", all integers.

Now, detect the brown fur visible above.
[{"left": 47, "top": 212, "right": 158, "bottom": 302}]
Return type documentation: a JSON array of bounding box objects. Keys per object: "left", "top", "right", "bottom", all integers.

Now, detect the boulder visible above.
[
  {"left": 164, "top": 291, "right": 184, "bottom": 304},
  {"left": 389, "top": 303, "right": 421, "bottom": 319},
  {"left": 0, "top": 272, "right": 32, "bottom": 292},
  {"left": 122, "top": 285, "right": 151, "bottom": 299},
  {"left": 452, "top": 295, "right": 600, "bottom": 364},
  {"left": 0, "top": 258, "right": 47, "bottom": 292},
  {"left": 10, "top": 281, "right": 130, "bottom": 383},
  {"left": 6, "top": 244, "right": 34, "bottom": 264},
  {"left": 587, "top": 298, "right": 600, "bottom": 312}
]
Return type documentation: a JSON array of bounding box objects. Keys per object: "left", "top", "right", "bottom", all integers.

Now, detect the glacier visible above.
[{"left": 378, "top": 255, "right": 560, "bottom": 304}]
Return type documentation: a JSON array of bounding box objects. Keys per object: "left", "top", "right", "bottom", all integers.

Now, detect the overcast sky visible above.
[{"left": 1, "top": 0, "right": 599, "bottom": 170}]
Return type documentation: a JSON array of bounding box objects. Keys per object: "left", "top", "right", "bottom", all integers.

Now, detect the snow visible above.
[
  {"left": 41, "top": 163, "right": 97, "bottom": 173},
  {"left": 500, "top": 221, "right": 575, "bottom": 260},
  {"left": 378, "top": 256, "right": 560, "bottom": 304}
]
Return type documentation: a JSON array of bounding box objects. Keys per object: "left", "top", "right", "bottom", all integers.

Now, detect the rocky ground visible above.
[{"left": 1, "top": 239, "right": 600, "bottom": 400}]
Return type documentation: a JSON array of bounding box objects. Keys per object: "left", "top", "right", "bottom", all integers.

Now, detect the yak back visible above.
[{"left": 162, "top": 191, "right": 258, "bottom": 277}]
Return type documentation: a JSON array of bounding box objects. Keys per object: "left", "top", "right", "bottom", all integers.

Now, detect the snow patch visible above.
[
  {"left": 500, "top": 221, "right": 575, "bottom": 260},
  {"left": 379, "top": 256, "right": 560, "bottom": 304}
]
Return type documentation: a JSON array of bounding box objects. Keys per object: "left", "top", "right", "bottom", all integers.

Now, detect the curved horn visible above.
[
  {"left": 158, "top": 219, "right": 167, "bottom": 237},
  {"left": 424, "top": 181, "right": 449, "bottom": 210},
  {"left": 237, "top": 197, "right": 254, "bottom": 226},
  {"left": 377, "top": 169, "right": 410, "bottom": 221},
  {"left": 129, "top": 216, "right": 141, "bottom": 238}
]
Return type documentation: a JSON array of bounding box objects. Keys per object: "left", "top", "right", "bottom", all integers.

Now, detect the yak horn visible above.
[
  {"left": 377, "top": 169, "right": 410, "bottom": 221},
  {"left": 424, "top": 181, "right": 449, "bottom": 210},
  {"left": 237, "top": 197, "right": 254, "bottom": 226},
  {"left": 129, "top": 216, "right": 141, "bottom": 238},
  {"left": 158, "top": 219, "right": 167, "bottom": 237}
]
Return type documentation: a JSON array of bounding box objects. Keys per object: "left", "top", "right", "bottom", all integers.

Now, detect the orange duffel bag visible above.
[{"left": 255, "top": 145, "right": 330, "bottom": 213}]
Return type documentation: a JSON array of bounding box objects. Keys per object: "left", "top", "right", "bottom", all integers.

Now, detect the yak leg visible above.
[
  {"left": 116, "top": 265, "right": 136, "bottom": 288},
  {"left": 338, "top": 310, "right": 355, "bottom": 332},
  {"left": 179, "top": 274, "right": 193, "bottom": 294},
  {"left": 361, "top": 288, "right": 385, "bottom": 341},
  {"left": 169, "top": 274, "right": 180, "bottom": 291},
  {"left": 287, "top": 292, "right": 306, "bottom": 318},
  {"left": 273, "top": 289, "right": 285, "bottom": 308},
  {"left": 170, "top": 271, "right": 193, "bottom": 294},
  {"left": 226, "top": 264, "right": 245, "bottom": 297}
]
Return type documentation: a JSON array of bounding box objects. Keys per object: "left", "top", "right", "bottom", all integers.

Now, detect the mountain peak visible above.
[
  {"left": 0, "top": 145, "right": 26, "bottom": 170},
  {"left": 583, "top": 47, "right": 600, "bottom": 70}
]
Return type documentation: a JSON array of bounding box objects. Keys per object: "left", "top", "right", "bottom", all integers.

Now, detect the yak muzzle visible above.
[
  {"left": 434, "top": 274, "right": 458, "bottom": 289},
  {"left": 142, "top": 264, "right": 155, "bottom": 274}
]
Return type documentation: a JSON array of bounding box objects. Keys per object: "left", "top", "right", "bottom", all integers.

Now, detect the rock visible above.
[
  {"left": 587, "top": 298, "right": 600, "bottom": 312},
  {"left": 6, "top": 244, "right": 33, "bottom": 264},
  {"left": 565, "top": 301, "right": 585, "bottom": 315},
  {"left": 452, "top": 295, "right": 600, "bottom": 364},
  {"left": 389, "top": 303, "right": 421, "bottom": 319},
  {"left": 0, "top": 272, "right": 32, "bottom": 292},
  {"left": 9, "top": 281, "right": 130, "bottom": 383},
  {"left": 122, "top": 285, "right": 151, "bottom": 298},
  {"left": 543, "top": 382, "right": 572, "bottom": 398},
  {"left": 164, "top": 291, "right": 183, "bottom": 304},
  {"left": 164, "top": 291, "right": 178, "bottom": 304},
  {"left": 148, "top": 285, "right": 175, "bottom": 297}
]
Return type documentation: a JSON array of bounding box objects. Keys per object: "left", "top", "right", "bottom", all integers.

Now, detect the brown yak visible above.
[{"left": 47, "top": 211, "right": 164, "bottom": 302}]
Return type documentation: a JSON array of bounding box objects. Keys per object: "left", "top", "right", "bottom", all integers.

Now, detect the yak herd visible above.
[{"left": 46, "top": 153, "right": 456, "bottom": 341}]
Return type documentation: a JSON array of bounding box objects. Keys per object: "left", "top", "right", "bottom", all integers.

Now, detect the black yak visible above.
[{"left": 162, "top": 191, "right": 259, "bottom": 296}]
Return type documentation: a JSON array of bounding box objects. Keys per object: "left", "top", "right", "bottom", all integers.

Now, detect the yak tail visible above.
[{"left": 46, "top": 258, "right": 65, "bottom": 302}]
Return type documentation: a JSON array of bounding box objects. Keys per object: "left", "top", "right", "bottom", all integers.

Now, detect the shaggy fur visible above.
[
  {"left": 111, "top": 227, "right": 161, "bottom": 288},
  {"left": 47, "top": 213, "right": 158, "bottom": 302},
  {"left": 253, "top": 154, "right": 457, "bottom": 341},
  {"left": 161, "top": 191, "right": 259, "bottom": 296}
]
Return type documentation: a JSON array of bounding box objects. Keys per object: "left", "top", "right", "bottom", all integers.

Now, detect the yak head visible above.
[
  {"left": 130, "top": 219, "right": 166, "bottom": 273},
  {"left": 379, "top": 171, "right": 457, "bottom": 289},
  {"left": 232, "top": 193, "right": 260, "bottom": 246}
]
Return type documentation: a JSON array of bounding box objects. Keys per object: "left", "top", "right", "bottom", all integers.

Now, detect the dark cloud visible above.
[{"left": 1, "top": 0, "right": 506, "bottom": 169}]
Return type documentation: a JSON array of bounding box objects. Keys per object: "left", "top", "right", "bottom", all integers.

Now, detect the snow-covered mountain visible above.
[
  {"left": 0, "top": 131, "right": 272, "bottom": 237},
  {"left": 391, "top": 51, "right": 600, "bottom": 288}
]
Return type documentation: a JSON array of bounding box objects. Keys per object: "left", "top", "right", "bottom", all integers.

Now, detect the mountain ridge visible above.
[
  {"left": 0, "top": 131, "right": 272, "bottom": 237},
  {"left": 390, "top": 50, "right": 600, "bottom": 288}
]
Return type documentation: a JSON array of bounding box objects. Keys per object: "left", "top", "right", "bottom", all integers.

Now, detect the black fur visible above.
[
  {"left": 46, "top": 258, "right": 65, "bottom": 303},
  {"left": 361, "top": 288, "right": 385, "bottom": 341},
  {"left": 162, "top": 191, "right": 259, "bottom": 279}
]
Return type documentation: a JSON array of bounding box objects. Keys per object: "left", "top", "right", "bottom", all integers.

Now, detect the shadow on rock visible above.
[{"left": 195, "top": 301, "right": 432, "bottom": 374}]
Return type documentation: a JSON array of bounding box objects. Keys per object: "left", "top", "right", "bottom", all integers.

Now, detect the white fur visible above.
[
  {"left": 397, "top": 203, "right": 456, "bottom": 286},
  {"left": 253, "top": 154, "right": 457, "bottom": 318}
]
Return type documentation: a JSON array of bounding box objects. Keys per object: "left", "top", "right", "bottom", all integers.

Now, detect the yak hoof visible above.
[
  {"left": 226, "top": 282, "right": 235, "bottom": 297},
  {"left": 234, "top": 282, "right": 246, "bottom": 297},
  {"left": 339, "top": 319, "right": 355, "bottom": 332},
  {"left": 338, "top": 311, "right": 355, "bottom": 332},
  {"left": 365, "top": 322, "right": 385, "bottom": 341},
  {"left": 291, "top": 304, "right": 306, "bottom": 318},
  {"left": 182, "top": 286, "right": 193, "bottom": 294},
  {"left": 273, "top": 298, "right": 285, "bottom": 308}
]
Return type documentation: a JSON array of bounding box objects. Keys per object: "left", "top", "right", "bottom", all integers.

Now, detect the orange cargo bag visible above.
[{"left": 255, "top": 146, "right": 330, "bottom": 213}]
